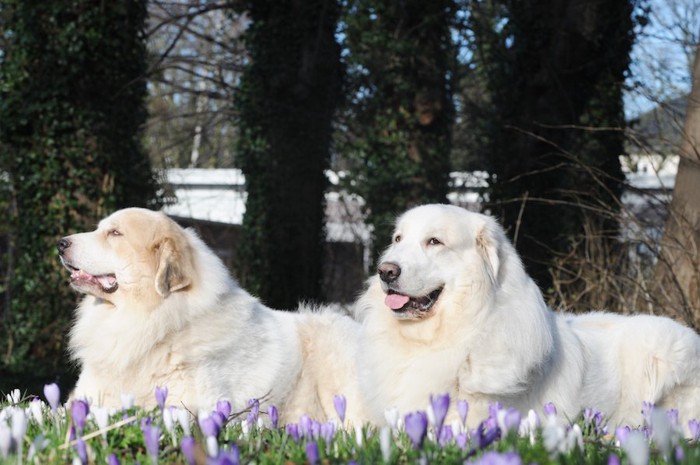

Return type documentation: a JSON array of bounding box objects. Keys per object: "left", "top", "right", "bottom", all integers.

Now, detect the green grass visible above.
[{"left": 0, "top": 387, "right": 698, "bottom": 464}]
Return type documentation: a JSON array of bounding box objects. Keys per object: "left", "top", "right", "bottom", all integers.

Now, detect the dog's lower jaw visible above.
[{"left": 387, "top": 287, "right": 443, "bottom": 320}]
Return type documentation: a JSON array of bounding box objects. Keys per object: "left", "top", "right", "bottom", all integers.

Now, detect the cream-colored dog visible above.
[
  {"left": 58, "top": 208, "right": 366, "bottom": 425},
  {"left": 356, "top": 204, "right": 700, "bottom": 429}
]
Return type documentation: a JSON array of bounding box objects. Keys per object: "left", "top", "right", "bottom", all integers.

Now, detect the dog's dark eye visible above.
[
  {"left": 394, "top": 235, "right": 402, "bottom": 243},
  {"left": 427, "top": 237, "right": 443, "bottom": 246},
  {"left": 108, "top": 229, "right": 122, "bottom": 237}
]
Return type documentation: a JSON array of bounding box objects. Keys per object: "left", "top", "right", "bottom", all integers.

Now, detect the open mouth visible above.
[
  {"left": 63, "top": 262, "right": 118, "bottom": 294},
  {"left": 384, "top": 287, "right": 443, "bottom": 316}
]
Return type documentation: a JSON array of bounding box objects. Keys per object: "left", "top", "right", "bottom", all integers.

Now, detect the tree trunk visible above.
[
  {"left": 0, "top": 0, "right": 157, "bottom": 375},
  {"left": 342, "top": 0, "right": 456, "bottom": 264},
  {"left": 651, "top": 45, "right": 700, "bottom": 328},
  {"left": 234, "top": 0, "right": 342, "bottom": 309},
  {"left": 471, "top": 0, "right": 633, "bottom": 295}
]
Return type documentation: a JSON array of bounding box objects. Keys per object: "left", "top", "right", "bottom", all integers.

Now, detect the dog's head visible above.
[
  {"left": 57, "top": 208, "right": 195, "bottom": 306},
  {"left": 374, "top": 204, "right": 508, "bottom": 322}
]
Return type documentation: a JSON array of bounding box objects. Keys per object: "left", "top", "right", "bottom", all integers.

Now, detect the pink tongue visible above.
[
  {"left": 385, "top": 293, "right": 410, "bottom": 310},
  {"left": 97, "top": 275, "right": 117, "bottom": 289}
]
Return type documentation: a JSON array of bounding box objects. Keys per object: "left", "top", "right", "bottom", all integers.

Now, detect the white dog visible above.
[
  {"left": 58, "top": 208, "right": 366, "bottom": 425},
  {"left": 355, "top": 204, "right": 700, "bottom": 430}
]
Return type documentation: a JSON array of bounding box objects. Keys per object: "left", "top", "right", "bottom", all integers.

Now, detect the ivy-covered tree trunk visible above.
[
  {"left": 343, "top": 0, "right": 456, "bottom": 263},
  {"left": 234, "top": 0, "right": 342, "bottom": 309},
  {"left": 0, "top": 0, "right": 158, "bottom": 378},
  {"left": 471, "top": 0, "right": 634, "bottom": 295}
]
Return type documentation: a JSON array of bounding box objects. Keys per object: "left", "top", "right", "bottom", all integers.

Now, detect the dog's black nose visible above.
[
  {"left": 57, "top": 237, "right": 71, "bottom": 255},
  {"left": 378, "top": 262, "right": 401, "bottom": 283}
]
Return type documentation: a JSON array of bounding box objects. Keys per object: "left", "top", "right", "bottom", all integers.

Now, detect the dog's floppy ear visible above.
[
  {"left": 475, "top": 221, "right": 500, "bottom": 288},
  {"left": 154, "top": 234, "right": 193, "bottom": 298}
]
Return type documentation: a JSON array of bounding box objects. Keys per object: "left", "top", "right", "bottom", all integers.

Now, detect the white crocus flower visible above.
[
  {"left": 27, "top": 434, "right": 49, "bottom": 462},
  {"left": 240, "top": 418, "right": 250, "bottom": 437},
  {"left": 567, "top": 424, "right": 584, "bottom": 452},
  {"left": 542, "top": 415, "right": 566, "bottom": 456},
  {"left": 163, "top": 407, "right": 175, "bottom": 434},
  {"left": 163, "top": 407, "right": 174, "bottom": 432},
  {"left": 29, "top": 399, "right": 44, "bottom": 427},
  {"left": 6, "top": 390, "right": 21, "bottom": 405},
  {"left": 524, "top": 409, "right": 541, "bottom": 445},
  {"left": 10, "top": 408, "right": 27, "bottom": 461},
  {"left": 651, "top": 408, "right": 673, "bottom": 459},
  {"left": 92, "top": 407, "right": 110, "bottom": 440},
  {"left": 120, "top": 393, "right": 135, "bottom": 410},
  {"left": 426, "top": 403, "right": 436, "bottom": 428},
  {"left": 0, "top": 421, "right": 11, "bottom": 458},
  {"left": 354, "top": 424, "right": 364, "bottom": 447},
  {"left": 622, "top": 431, "right": 650, "bottom": 465},
  {"left": 10, "top": 408, "right": 27, "bottom": 444},
  {"left": 379, "top": 427, "right": 391, "bottom": 462},
  {"left": 206, "top": 435, "right": 218, "bottom": 458},
  {"left": 451, "top": 419, "right": 464, "bottom": 435},
  {"left": 384, "top": 407, "right": 400, "bottom": 431},
  {"left": 175, "top": 408, "right": 191, "bottom": 436}
]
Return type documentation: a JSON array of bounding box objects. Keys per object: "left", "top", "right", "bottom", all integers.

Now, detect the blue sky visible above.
[{"left": 624, "top": 0, "right": 698, "bottom": 118}]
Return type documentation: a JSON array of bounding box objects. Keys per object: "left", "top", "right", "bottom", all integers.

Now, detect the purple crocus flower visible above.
[
  {"left": 305, "top": 441, "right": 320, "bottom": 465},
  {"left": 483, "top": 416, "right": 498, "bottom": 434},
  {"left": 299, "top": 415, "right": 313, "bottom": 437},
  {"left": 107, "top": 453, "right": 121, "bottom": 465},
  {"left": 404, "top": 411, "right": 428, "bottom": 449},
  {"left": 310, "top": 420, "right": 322, "bottom": 439},
  {"left": 141, "top": 416, "right": 153, "bottom": 429},
  {"left": 155, "top": 386, "right": 168, "bottom": 410},
  {"left": 200, "top": 415, "right": 221, "bottom": 438},
  {"left": 333, "top": 394, "right": 347, "bottom": 423},
  {"left": 245, "top": 412, "right": 256, "bottom": 428},
  {"left": 456, "top": 432, "right": 469, "bottom": 450},
  {"left": 666, "top": 409, "right": 679, "bottom": 427},
  {"left": 641, "top": 401, "right": 655, "bottom": 424},
  {"left": 438, "top": 425, "right": 454, "bottom": 447},
  {"left": 474, "top": 419, "right": 501, "bottom": 450},
  {"left": 488, "top": 402, "right": 503, "bottom": 420},
  {"left": 430, "top": 393, "right": 450, "bottom": 431},
  {"left": 675, "top": 446, "right": 684, "bottom": 462},
  {"left": 181, "top": 437, "right": 196, "bottom": 465},
  {"left": 321, "top": 421, "right": 336, "bottom": 444},
  {"left": 502, "top": 408, "right": 521, "bottom": 433},
  {"left": 209, "top": 445, "right": 240, "bottom": 465},
  {"left": 216, "top": 400, "right": 232, "bottom": 419},
  {"left": 615, "top": 426, "right": 631, "bottom": 445},
  {"left": 43, "top": 383, "right": 60, "bottom": 412},
  {"left": 210, "top": 411, "right": 226, "bottom": 430},
  {"left": 142, "top": 424, "right": 161, "bottom": 463},
  {"left": 70, "top": 400, "right": 89, "bottom": 436},
  {"left": 543, "top": 402, "right": 557, "bottom": 417},
  {"left": 247, "top": 399, "right": 260, "bottom": 423},
  {"left": 268, "top": 405, "right": 279, "bottom": 429},
  {"left": 286, "top": 423, "right": 300, "bottom": 442},
  {"left": 607, "top": 454, "right": 621, "bottom": 465},
  {"left": 688, "top": 419, "right": 700, "bottom": 441},
  {"left": 75, "top": 438, "right": 88, "bottom": 464},
  {"left": 583, "top": 408, "right": 605, "bottom": 435},
  {"left": 457, "top": 399, "right": 469, "bottom": 426},
  {"left": 470, "top": 451, "right": 522, "bottom": 465}
]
